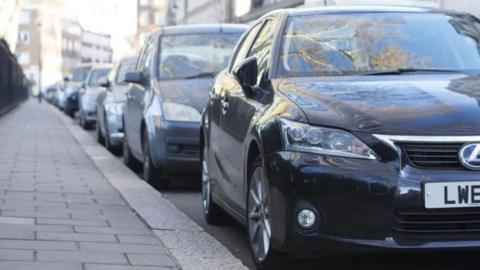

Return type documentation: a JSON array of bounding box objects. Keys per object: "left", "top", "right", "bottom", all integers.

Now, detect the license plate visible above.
[{"left": 424, "top": 182, "right": 480, "bottom": 209}]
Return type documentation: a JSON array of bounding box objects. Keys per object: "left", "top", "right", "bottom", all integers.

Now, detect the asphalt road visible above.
[{"left": 81, "top": 120, "right": 480, "bottom": 270}]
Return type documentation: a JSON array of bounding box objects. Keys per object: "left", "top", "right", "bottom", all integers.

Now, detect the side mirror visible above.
[
  {"left": 99, "top": 77, "right": 110, "bottom": 88},
  {"left": 124, "top": 71, "right": 144, "bottom": 85},
  {"left": 233, "top": 56, "right": 258, "bottom": 96}
]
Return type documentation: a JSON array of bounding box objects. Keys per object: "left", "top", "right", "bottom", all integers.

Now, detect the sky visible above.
[{"left": 63, "top": 0, "right": 137, "bottom": 60}]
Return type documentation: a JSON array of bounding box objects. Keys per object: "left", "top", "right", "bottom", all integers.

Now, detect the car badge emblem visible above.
[{"left": 459, "top": 143, "right": 480, "bottom": 170}]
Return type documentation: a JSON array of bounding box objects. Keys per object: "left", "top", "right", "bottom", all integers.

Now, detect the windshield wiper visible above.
[
  {"left": 183, "top": 72, "right": 217, "bottom": 79},
  {"left": 358, "top": 68, "right": 461, "bottom": 76}
]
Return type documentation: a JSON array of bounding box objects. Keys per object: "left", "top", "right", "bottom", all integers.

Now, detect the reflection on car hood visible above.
[
  {"left": 278, "top": 74, "right": 480, "bottom": 135},
  {"left": 157, "top": 78, "right": 212, "bottom": 112}
]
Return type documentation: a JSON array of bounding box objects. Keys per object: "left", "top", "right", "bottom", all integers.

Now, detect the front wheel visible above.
[
  {"left": 143, "top": 132, "right": 170, "bottom": 189},
  {"left": 202, "top": 145, "right": 232, "bottom": 225},
  {"left": 123, "top": 130, "right": 141, "bottom": 171},
  {"left": 95, "top": 117, "right": 105, "bottom": 145},
  {"left": 247, "top": 156, "right": 287, "bottom": 270}
]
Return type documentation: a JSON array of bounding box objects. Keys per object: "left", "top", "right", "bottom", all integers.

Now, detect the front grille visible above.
[
  {"left": 395, "top": 210, "right": 480, "bottom": 236},
  {"left": 402, "top": 143, "right": 463, "bottom": 169}
]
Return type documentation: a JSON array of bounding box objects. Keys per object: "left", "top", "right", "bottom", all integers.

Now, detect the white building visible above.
[
  {"left": 0, "top": 0, "right": 23, "bottom": 52},
  {"left": 81, "top": 31, "right": 112, "bottom": 64}
]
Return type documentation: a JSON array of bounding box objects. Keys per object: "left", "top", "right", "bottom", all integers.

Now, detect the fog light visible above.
[{"left": 297, "top": 209, "right": 316, "bottom": 229}]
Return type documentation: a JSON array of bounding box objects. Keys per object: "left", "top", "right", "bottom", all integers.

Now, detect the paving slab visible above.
[{"left": 0, "top": 102, "right": 180, "bottom": 269}]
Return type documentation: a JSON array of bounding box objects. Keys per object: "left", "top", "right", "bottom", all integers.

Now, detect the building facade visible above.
[
  {"left": 81, "top": 30, "right": 112, "bottom": 64},
  {"left": 61, "top": 19, "right": 82, "bottom": 74},
  {"left": 15, "top": 0, "right": 113, "bottom": 94},
  {"left": 135, "top": 0, "right": 171, "bottom": 51},
  {"left": 0, "top": 0, "right": 23, "bottom": 52}
]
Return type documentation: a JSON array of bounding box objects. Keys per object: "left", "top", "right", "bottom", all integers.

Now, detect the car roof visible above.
[
  {"left": 266, "top": 5, "right": 464, "bottom": 18},
  {"left": 153, "top": 24, "right": 248, "bottom": 36},
  {"left": 90, "top": 64, "right": 113, "bottom": 70}
]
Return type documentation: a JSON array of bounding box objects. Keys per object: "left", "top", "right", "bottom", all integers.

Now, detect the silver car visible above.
[
  {"left": 96, "top": 57, "right": 137, "bottom": 152},
  {"left": 78, "top": 65, "right": 112, "bottom": 129}
]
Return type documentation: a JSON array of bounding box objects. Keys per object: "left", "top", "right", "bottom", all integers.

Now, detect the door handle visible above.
[{"left": 221, "top": 97, "right": 229, "bottom": 114}]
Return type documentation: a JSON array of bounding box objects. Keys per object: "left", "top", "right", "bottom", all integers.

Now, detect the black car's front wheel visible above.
[
  {"left": 248, "top": 156, "right": 286, "bottom": 270},
  {"left": 201, "top": 145, "right": 231, "bottom": 225},
  {"left": 143, "top": 132, "right": 170, "bottom": 189}
]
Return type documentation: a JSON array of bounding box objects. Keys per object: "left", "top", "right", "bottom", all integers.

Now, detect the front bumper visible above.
[
  {"left": 264, "top": 151, "right": 480, "bottom": 257},
  {"left": 149, "top": 121, "right": 200, "bottom": 173}
]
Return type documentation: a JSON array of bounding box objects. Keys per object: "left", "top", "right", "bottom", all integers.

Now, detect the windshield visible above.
[
  {"left": 278, "top": 13, "right": 480, "bottom": 77},
  {"left": 116, "top": 59, "right": 137, "bottom": 84},
  {"left": 87, "top": 68, "right": 110, "bottom": 86},
  {"left": 158, "top": 33, "right": 242, "bottom": 80},
  {"left": 72, "top": 67, "right": 91, "bottom": 82}
]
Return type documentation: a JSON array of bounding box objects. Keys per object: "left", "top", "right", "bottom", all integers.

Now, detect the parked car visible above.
[
  {"left": 96, "top": 56, "right": 137, "bottom": 152},
  {"left": 44, "top": 83, "right": 59, "bottom": 105},
  {"left": 123, "top": 24, "right": 247, "bottom": 188},
  {"left": 201, "top": 7, "right": 480, "bottom": 269},
  {"left": 63, "top": 65, "right": 92, "bottom": 117},
  {"left": 78, "top": 64, "right": 112, "bottom": 129}
]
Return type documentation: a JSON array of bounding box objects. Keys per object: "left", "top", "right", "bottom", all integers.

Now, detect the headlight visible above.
[
  {"left": 281, "top": 118, "right": 377, "bottom": 160},
  {"left": 105, "top": 103, "right": 123, "bottom": 115},
  {"left": 162, "top": 102, "right": 201, "bottom": 122}
]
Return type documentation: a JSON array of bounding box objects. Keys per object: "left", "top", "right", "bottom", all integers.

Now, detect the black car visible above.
[
  {"left": 201, "top": 6, "right": 480, "bottom": 269},
  {"left": 123, "top": 24, "right": 247, "bottom": 188},
  {"left": 96, "top": 56, "right": 137, "bottom": 152}
]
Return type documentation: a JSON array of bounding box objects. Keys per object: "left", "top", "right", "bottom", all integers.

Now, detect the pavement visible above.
[{"left": 0, "top": 100, "right": 246, "bottom": 270}]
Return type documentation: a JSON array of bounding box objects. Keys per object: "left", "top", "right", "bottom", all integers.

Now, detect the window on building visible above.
[
  {"left": 139, "top": 11, "right": 150, "bottom": 26},
  {"left": 19, "top": 11, "right": 31, "bottom": 24},
  {"left": 16, "top": 52, "right": 30, "bottom": 65},
  {"left": 18, "top": 31, "right": 31, "bottom": 45},
  {"left": 154, "top": 11, "right": 165, "bottom": 25}
]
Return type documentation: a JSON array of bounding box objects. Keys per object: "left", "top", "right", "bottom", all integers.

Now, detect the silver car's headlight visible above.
[
  {"left": 281, "top": 118, "right": 377, "bottom": 160},
  {"left": 105, "top": 103, "right": 123, "bottom": 115},
  {"left": 162, "top": 102, "right": 201, "bottom": 122}
]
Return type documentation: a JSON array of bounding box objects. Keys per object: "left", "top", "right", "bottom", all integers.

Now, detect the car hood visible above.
[
  {"left": 277, "top": 74, "right": 480, "bottom": 135},
  {"left": 157, "top": 78, "right": 212, "bottom": 112}
]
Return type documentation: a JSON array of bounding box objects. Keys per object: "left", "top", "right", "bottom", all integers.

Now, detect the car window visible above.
[
  {"left": 158, "top": 33, "right": 242, "bottom": 80},
  {"left": 278, "top": 13, "right": 480, "bottom": 77},
  {"left": 87, "top": 68, "right": 110, "bottom": 87},
  {"left": 115, "top": 59, "right": 137, "bottom": 84},
  {"left": 247, "top": 19, "right": 278, "bottom": 83},
  {"left": 137, "top": 37, "right": 153, "bottom": 73},
  {"left": 230, "top": 24, "right": 262, "bottom": 71},
  {"left": 72, "top": 67, "right": 91, "bottom": 82}
]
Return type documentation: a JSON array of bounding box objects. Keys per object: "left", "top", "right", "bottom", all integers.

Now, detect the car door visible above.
[
  {"left": 217, "top": 19, "right": 278, "bottom": 210},
  {"left": 125, "top": 37, "right": 155, "bottom": 158},
  {"left": 209, "top": 25, "right": 262, "bottom": 204}
]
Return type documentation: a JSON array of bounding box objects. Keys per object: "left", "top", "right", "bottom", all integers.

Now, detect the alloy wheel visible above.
[
  {"left": 201, "top": 147, "right": 210, "bottom": 214},
  {"left": 248, "top": 167, "right": 271, "bottom": 263}
]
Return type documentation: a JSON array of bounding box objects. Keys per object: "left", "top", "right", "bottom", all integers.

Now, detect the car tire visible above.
[
  {"left": 96, "top": 118, "right": 105, "bottom": 145},
  {"left": 247, "top": 156, "right": 287, "bottom": 270},
  {"left": 103, "top": 114, "right": 121, "bottom": 155},
  {"left": 143, "top": 132, "right": 170, "bottom": 189},
  {"left": 201, "top": 144, "right": 232, "bottom": 225},
  {"left": 123, "top": 130, "right": 141, "bottom": 171}
]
